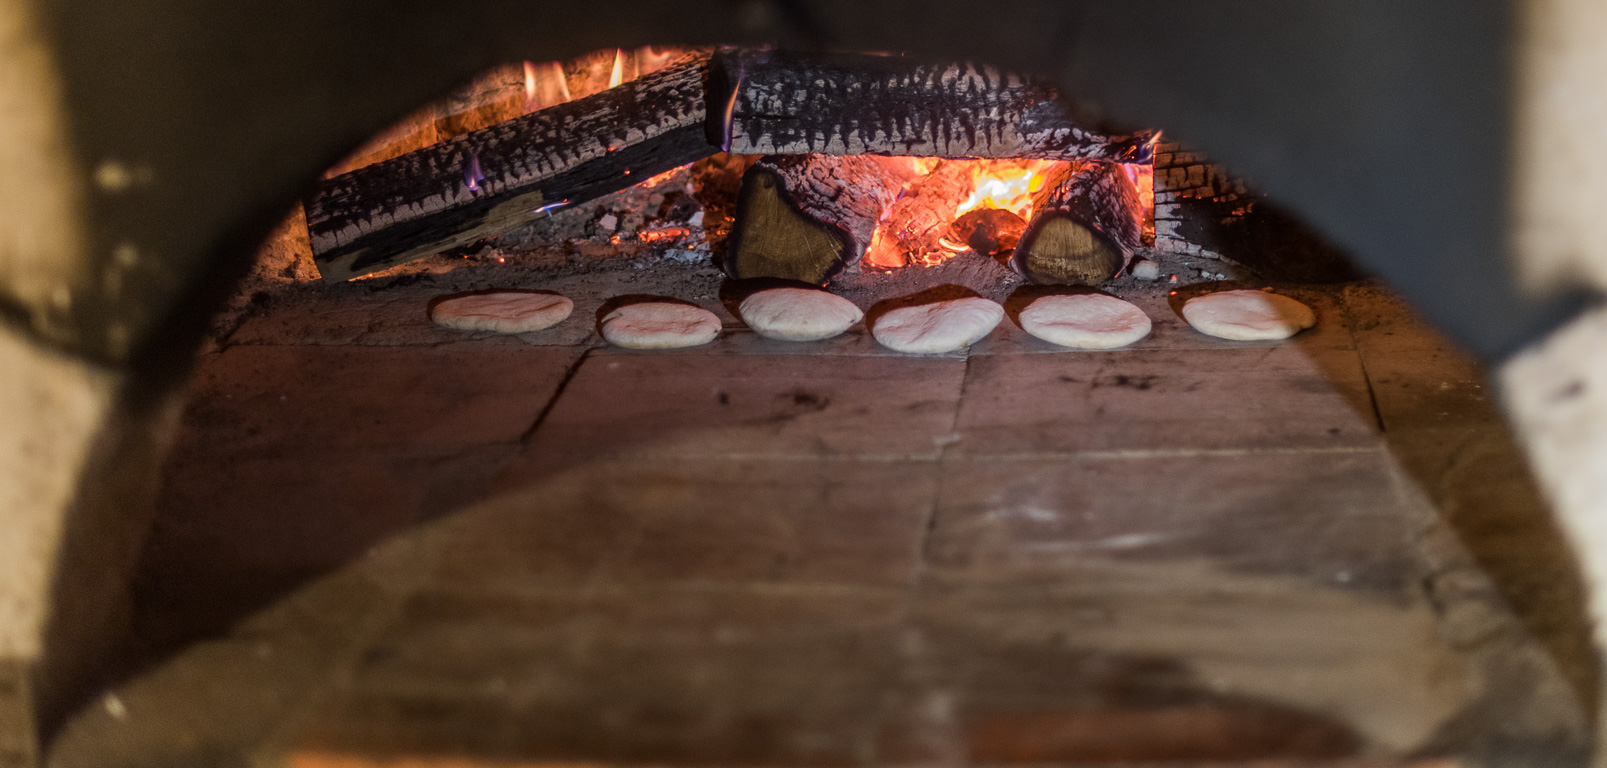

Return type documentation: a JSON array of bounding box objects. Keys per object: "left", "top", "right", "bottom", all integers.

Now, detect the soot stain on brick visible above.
[
  {"left": 1093, "top": 374, "right": 1159, "bottom": 391},
  {"left": 789, "top": 391, "right": 831, "bottom": 410},
  {"left": 764, "top": 390, "right": 832, "bottom": 424}
]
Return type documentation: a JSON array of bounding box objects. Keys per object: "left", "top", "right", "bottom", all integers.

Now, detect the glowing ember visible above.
[
  {"left": 638, "top": 167, "right": 685, "bottom": 189},
  {"left": 638, "top": 226, "right": 689, "bottom": 243},
  {"left": 864, "top": 158, "right": 1060, "bottom": 269},
  {"left": 863, "top": 227, "right": 902, "bottom": 269}
]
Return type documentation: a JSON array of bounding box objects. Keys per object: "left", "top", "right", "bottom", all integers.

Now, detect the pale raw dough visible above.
[
  {"left": 1182, "top": 290, "right": 1316, "bottom": 340},
  {"left": 1020, "top": 294, "right": 1152, "bottom": 349},
  {"left": 429, "top": 291, "right": 573, "bottom": 333},
  {"left": 872, "top": 297, "right": 1005, "bottom": 353},
  {"left": 739, "top": 288, "right": 864, "bottom": 341},
  {"left": 601, "top": 302, "right": 722, "bottom": 349}
]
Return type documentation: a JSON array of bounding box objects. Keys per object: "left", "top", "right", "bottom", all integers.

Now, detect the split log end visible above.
[
  {"left": 724, "top": 165, "right": 852, "bottom": 284},
  {"left": 1013, "top": 214, "right": 1126, "bottom": 285},
  {"left": 1012, "top": 161, "right": 1143, "bottom": 286}
]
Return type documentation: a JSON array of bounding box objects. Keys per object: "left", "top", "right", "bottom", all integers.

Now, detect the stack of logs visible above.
[
  {"left": 725, "top": 155, "right": 1144, "bottom": 285},
  {"left": 303, "top": 48, "right": 1165, "bottom": 284}
]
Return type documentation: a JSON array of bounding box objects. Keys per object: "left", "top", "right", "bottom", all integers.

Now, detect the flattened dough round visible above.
[
  {"left": 1020, "top": 294, "right": 1151, "bottom": 349},
  {"left": 601, "top": 302, "right": 721, "bottom": 349},
  {"left": 430, "top": 291, "right": 573, "bottom": 333},
  {"left": 739, "top": 288, "right": 864, "bottom": 341},
  {"left": 872, "top": 297, "right": 1005, "bottom": 353},
  {"left": 1182, "top": 290, "right": 1315, "bottom": 340}
]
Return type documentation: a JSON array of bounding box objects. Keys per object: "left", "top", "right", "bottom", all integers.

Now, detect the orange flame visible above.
[
  {"left": 634, "top": 46, "right": 681, "bottom": 76},
  {"left": 1128, "top": 162, "right": 1155, "bottom": 242},
  {"left": 523, "top": 60, "right": 570, "bottom": 112},
  {"left": 863, "top": 158, "right": 1061, "bottom": 269},
  {"left": 608, "top": 49, "right": 625, "bottom": 88},
  {"left": 953, "top": 159, "right": 1057, "bottom": 221}
]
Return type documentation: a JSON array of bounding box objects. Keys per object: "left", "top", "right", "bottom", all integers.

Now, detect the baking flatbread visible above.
[
  {"left": 739, "top": 288, "right": 863, "bottom": 341},
  {"left": 1182, "top": 290, "right": 1315, "bottom": 340},
  {"left": 872, "top": 297, "right": 1004, "bottom": 353},
  {"left": 1020, "top": 294, "right": 1151, "bottom": 349},
  {"left": 429, "top": 291, "right": 573, "bottom": 333},
  {"left": 600, "top": 302, "right": 722, "bottom": 349}
]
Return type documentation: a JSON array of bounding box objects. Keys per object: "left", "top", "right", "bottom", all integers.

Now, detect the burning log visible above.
[
  {"left": 1012, "top": 161, "right": 1144, "bottom": 285},
  {"left": 724, "top": 154, "right": 920, "bottom": 283},
  {"left": 306, "top": 53, "right": 714, "bottom": 282},
  {"left": 869, "top": 160, "right": 973, "bottom": 267},
  {"left": 710, "top": 49, "right": 1155, "bottom": 162},
  {"left": 949, "top": 208, "right": 1026, "bottom": 257}
]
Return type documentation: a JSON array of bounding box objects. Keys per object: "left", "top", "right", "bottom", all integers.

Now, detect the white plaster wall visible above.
[
  {"left": 0, "top": 0, "right": 89, "bottom": 337},
  {"left": 0, "top": 327, "right": 115, "bottom": 662},
  {"left": 1504, "top": 0, "right": 1607, "bottom": 760},
  {"left": 1511, "top": 0, "right": 1607, "bottom": 296}
]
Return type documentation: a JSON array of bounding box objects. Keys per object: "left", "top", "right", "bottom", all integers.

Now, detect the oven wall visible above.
[{"left": 3, "top": 0, "right": 1606, "bottom": 765}]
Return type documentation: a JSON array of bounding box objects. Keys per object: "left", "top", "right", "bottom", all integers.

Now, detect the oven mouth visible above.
[{"left": 32, "top": 39, "right": 1593, "bottom": 768}]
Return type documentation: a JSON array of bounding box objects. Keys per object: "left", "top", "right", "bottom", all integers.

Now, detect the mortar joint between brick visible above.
[{"left": 518, "top": 346, "right": 594, "bottom": 445}]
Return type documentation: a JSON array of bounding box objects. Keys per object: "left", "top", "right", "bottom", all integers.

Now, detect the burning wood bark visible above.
[
  {"left": 305, "top": 47, "right": 1168, "bottom": 283},
  {"left": 710, "top": 50, "right": 1155, "bottom": 162},
  {"left": 724, "top": 154, "right": 920, "bottom": 283},
  {"left": 1012, "top": 161, "right": 1144, "bottom": 285},
  {"left": 305, "top": 53, "right": 714, "bottom": 282}
]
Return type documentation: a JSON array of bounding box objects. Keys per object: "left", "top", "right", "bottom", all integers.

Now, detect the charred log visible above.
[
  {"left": 725, "top": 154, "right": 918, "bottom": 284},
  {"left": 710, "top": 49, "right": 1155, "bottom": 162},
  {"left": 1012, "top": 161, "right": 1144, "bottom": 285},
  {"left": 950, "top": 208, "right": 1026, "bottom": 257},
  {"left": 306, "top": 53, "right": 714, "bottom": 282}
]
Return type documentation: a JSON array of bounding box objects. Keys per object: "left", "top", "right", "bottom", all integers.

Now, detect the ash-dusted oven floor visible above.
[{"left": 49, "top": 220, "right": 1595, "bottom": 766}]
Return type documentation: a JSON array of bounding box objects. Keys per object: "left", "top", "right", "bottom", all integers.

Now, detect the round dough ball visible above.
[
  {"left": 872, "top": 297, "right": 1005, "bottom": 353},
  {"left": 1020, "top": 294, "right": 1152, "bottom": 349},
  {"left": 429, "top": 291, "right": 573, "bottom": 333},
  {"left": 738, "top": 288, "right": 864, "bottom": 341},
  {"left": 601, "top": 302, "right": 722, "bottom": 349},
  {"left": 1130, "top": 258, "right": 1161, "bottom": 281},
  {"left": 1182, "top": 290, "right": 1315, "bottom": 340}
]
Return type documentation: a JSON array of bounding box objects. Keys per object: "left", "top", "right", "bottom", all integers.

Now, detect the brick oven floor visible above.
[{"left": 48, "top": 278, "right": 1595, "bottom": 767}]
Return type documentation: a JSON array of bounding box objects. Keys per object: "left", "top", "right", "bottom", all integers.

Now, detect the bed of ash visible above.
[{"left": 215, "top": 158, "right": 1259, "bottom": 349}]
